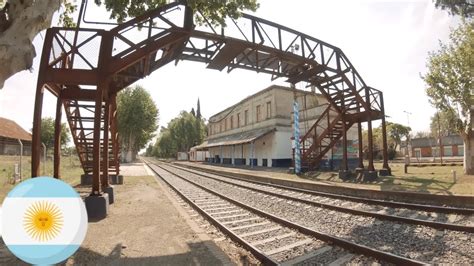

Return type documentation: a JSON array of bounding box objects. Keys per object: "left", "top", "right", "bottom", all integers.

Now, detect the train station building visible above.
[{"left": 192, "top": 85, "right": 358, "bottom": 168}]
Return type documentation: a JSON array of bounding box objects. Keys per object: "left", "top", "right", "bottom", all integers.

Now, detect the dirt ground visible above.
[{"left": 0, "top": 167, "right": 234, "bottom": 265}]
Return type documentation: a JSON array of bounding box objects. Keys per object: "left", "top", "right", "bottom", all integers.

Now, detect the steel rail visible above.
[
  {"left": 165, "top": 163, "right": 474, "bottom": 233},
  {"left": 145, "top": 160, "right": 426, "bottom": 265},
  {"left": 176, "top": 163, "right": 474, "bottom": 215},
  {"left": 144, "top": 159, "right": 279, "bottom": 265}
]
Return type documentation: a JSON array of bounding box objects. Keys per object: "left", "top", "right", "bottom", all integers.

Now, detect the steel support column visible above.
[
  {"left": 53, "top": 96, "right": 63, "bottom": 178},
  {"left": 380, "top": 92, "right": 390, "bottom": 172},
  {"left": 357, "top": 121, "right": 364, "bottom": 169},
  {"left": 365, "top": 88, "right": 375, "bottom": 172},
  {"left": 32, "top": 84, "right": 45, "bottom": 178},
  {"left": 110, "top": 95, "right": 119, "bottom": 175},
  {"left": 101, "top": 100, "right": 110, "bottom": 188},
  {"left": 32, "top": 30, "right": 54, "bottom": 178},
  {"left": 341, "top": 118, "right": 348, "bottom": 171}
]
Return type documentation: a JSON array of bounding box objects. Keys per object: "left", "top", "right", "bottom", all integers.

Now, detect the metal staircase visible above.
[{"left": 32, "top": 1, "right": 390, "bottom": 195}]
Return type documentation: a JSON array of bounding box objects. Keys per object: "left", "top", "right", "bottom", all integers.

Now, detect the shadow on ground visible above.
[{"left": 0, "top": 238, "right": 230, "bottom": 266}]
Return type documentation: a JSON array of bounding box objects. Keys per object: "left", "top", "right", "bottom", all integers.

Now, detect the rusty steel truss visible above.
[{"left": 32, "top": 2, "right": 390, "bottom": 195}]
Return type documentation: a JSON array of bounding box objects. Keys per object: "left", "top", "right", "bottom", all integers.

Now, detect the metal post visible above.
[
  {"left": 365, "top": 88, "right": 375, "bottom": 172},
  {"left": 110, "top": 95, "right": 119, "bottom": 175},
  {"left": 32, "top": 87, "right": 44, "bottom": 178},
  {"left": 357, "top": 121, "right": 364, "bottom": 169},
  {"left": 53, "top": 97, "right": 62, "bottom": 179},
  {"left": 17, "top": 139, "right": 23, "bottom": 181},
  {"left": 341, "top": 119, "right": 348, "bottom": 171},
  {"left": 41, "top": 143, "right": 46, "bottom": 175},
  {"left": 379, "top": 92, "right": 390, "bottom": 172},
  {"left": 102, "top": 101, "right": 110, "bottom": 188},
  {"left": 32, "top": 30, "right": 53, "bottom": 178}
]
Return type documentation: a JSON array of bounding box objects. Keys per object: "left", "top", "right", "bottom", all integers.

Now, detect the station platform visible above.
[
  {"left": 174, "top": 161, "right": 474, "bottom": 208},
  {"left": 0, "top": 163, "right": 234, "bottom": 265}
]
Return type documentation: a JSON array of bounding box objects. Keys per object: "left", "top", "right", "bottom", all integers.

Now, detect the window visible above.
[
  {"left": 256, "top": 105, "right": 261, "bottom": 122},
  {"left": 244, "top": 110, "right": 248, "bottom": 125},
  {"left": 230, "top": 115, "right": 234, "bottom": 129},
  {"left": 219, "top": 122, "right": 222, "bottom": 133},
  {"left": 237, "top": 113, "right": 241, "bottom": 128},
  {"left": 458, "top": 145, "right": 464, "bottom": 156},
  {"left": 266, "top": 101, "right": 271, "bottom": 119},
  {"left": 444, "top": 146, "right": 452, "bottom": 156}
]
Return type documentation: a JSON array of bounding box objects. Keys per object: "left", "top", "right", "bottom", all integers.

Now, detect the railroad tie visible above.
[
  {"left": 264, "top": 238, "right": 313, "bottom": 256},
  {"left": 280, "top": 245, "right": 333, "bottom": 266},
  {"left": 239, "top": 226, "right": 281, "bottom": 238},
  {"left": 327, "top": 253, "right": 355, "bottom": 266},
  {"left": 250, "top": 232, "right": 296, "bottom": 246}
]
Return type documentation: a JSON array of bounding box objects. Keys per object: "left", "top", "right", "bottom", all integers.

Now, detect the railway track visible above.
[
  {"left": 168, "top": 163, "right": 474, "bottom": 233},
  {"left": 144, "top": 159, "right": 428, "bottom": 265}
]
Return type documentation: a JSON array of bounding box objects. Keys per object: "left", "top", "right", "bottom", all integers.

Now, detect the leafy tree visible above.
[
  {"left": 414, "top": 131, "right": 433, "bottom": 138},
  {"left": 196, "top": 98, "right": 201, "bottom": 119},
  {"left": 95, "top": 0, "right": 259, "bottom": 26},
  {"left": 117, "top": 85, "right": 159, "bottom": 162},
  {"left": 0, "top": 0, "right": 258, "bottom": 89},
  {"left": 153, "top": 111, "right": 206, "bottom": 158},
  {"left": 386, "top": 122, "right": 411, "bottom": 151},
  {"left": 422, "top": 20, "right": 473, "bottom": 174},
  {"left": 39, "top": 117, "right": 71, "bottom": 150},
  {"left": 434, "top": 0, "right": 474, "bottom": 18},
  {"left": 190, "top": 108, "right": 196, "bottom": 117},
  {"left": 145, "top": 143, "right": 154, "bottom": 156},
  {"left": 430, "top": 110, "right": 458, "bottom": 139},
  {"left": 362, "top": 122, "right": 410, "bottom": 159}
]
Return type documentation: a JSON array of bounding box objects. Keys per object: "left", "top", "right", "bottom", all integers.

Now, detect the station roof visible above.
[
  {"left": 0, "top": 117, "right": 32, "bottom": 141},
  {"left": 191, "top": 127, "right": 276, "bottom": 150}
]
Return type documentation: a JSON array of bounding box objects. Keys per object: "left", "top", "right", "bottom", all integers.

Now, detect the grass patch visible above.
[
  {"left": 0, "top": 155, "right": 84, "bottom": 202},
  {"left": 303, "top": 161, "right": 473, "bottom": 195}
]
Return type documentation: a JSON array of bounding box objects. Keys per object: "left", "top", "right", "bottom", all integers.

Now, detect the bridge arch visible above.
[{"left": 31, "top": 2, "right": 390, "bottom": 194}]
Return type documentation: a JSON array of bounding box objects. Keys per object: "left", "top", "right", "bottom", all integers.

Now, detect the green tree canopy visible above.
[
  {"left": 386, "top": 122, "right": 411, "bottom": 151},
  {"left": 422, "top": 20, "right": 473, "bottom": 173},
  {"left": 117, "top": 85, "right": 159, "bottom": 160},
  {"left": 153, "top": 111, "right": 206, "bottom": 158},
  {"left": 434, "top": 0, "right": 474, "bottom": 18},
  {"left": 94, "top": 0, "right": 259, "bottom": 25},
  {"left": 430, "top": 110, "right": 458, "bottom": 139},
  {"left": 39, "top": 117, "right": 70, "bottom": 150}
]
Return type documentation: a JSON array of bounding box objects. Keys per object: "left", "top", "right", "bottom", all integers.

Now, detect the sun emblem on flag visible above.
[{"left": 23, "top": 201, "right": 64, "bottom": 242}]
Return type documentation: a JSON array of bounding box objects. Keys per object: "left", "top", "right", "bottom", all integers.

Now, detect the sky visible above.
[{"left": 0, "top": 0, "right": 461, "bottom": 141}]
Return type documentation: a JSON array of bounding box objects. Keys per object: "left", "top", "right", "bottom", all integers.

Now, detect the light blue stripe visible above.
[
  {"left": 293, "top": 101, "right": 301, "bottom": 174},
  {"left": 8, "top": 244, "right": 80, "bottom": 265},
  {"left": 7, "top": 177, "right": 79, "bottom": 198}
]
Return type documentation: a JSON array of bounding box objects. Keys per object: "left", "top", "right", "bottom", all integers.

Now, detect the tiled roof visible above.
[{"left": 0, "top": 117, "right": 31, "bottom": 141}]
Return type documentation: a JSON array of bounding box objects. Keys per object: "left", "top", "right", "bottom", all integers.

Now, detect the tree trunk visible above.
[
  {"left": 464, "top": 135, "right": 474, "bottom": 175},
  {"left": 0, "top": 0, "right": 60, "bottom": 89}
]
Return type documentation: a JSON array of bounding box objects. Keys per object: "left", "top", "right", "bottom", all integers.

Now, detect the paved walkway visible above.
[{"left": 0, "top": 168, "right": 233, "bottom": 265}]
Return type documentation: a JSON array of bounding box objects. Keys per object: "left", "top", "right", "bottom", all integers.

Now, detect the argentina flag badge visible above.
[{"left": 1, "top": 177, "right": 88, "bottom": 264}]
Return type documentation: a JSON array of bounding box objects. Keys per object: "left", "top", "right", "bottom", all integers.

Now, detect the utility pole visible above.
[
  {"left": 403, "top": 110, "right": 412, "bottom": 158},
  {"left": 437, "top": 112, "right": 443, "bottom": 164}
]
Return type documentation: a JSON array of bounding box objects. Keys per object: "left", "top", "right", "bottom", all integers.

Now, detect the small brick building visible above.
[
  {"left": 0, "top": 117, "right": 32, "bottom": 155},
  {"left": 411, "top": 135, "right": 463, "bottom": 158}
]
